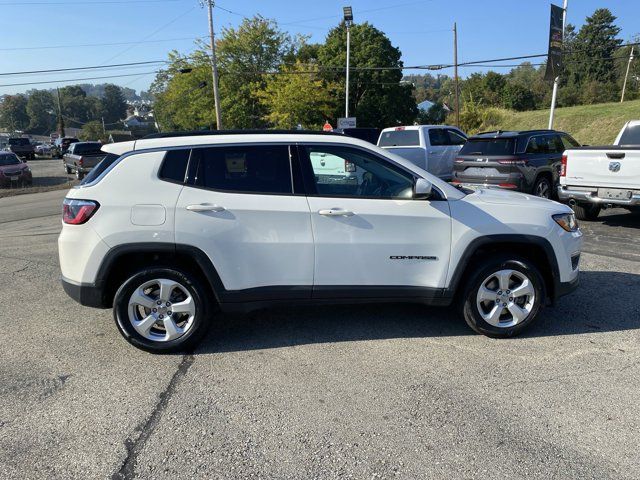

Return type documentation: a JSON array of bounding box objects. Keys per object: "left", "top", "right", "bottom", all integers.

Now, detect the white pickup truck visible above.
[{"left": 558, "top": 121, "right": 640, "bottom": 220}]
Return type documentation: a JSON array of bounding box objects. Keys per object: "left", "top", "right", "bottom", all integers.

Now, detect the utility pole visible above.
[
  {"left": 453, "top": 22, "right": 459, "bottom": 128},
  {"left": 201, "top": 0, "right": 223, "bottom": 130},
  {"left": 56, "top": 87, "right": 65, "bottom": 137},
  {"left": 101, "top": 116, "right": 106, "bottom": 139},
  {"left": 548, "top": 0, "right": 568, "bottom": 130},
  {"left": 343, "top": 6, "right": 353, "bottom": 120},
  {"left": 621, "top": 46, "right": 635, "bottom": 103}
]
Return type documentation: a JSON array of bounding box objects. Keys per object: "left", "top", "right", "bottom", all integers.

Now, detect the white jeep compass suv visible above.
[{"left": 58, "top": 131, "right": 582, "bottom": 353}]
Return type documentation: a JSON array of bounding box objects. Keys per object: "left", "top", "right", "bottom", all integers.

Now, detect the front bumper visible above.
[
  {"left": 0, "top": 172, "right": 31, "bottom": 186},
  {"left": 558, "top": 185, "right": 640, "bottom": 206}
]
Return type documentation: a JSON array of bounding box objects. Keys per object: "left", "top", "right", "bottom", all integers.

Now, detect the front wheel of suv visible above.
[
  {"left": 461, "top": 256, "right": 544, "bottom": 338},
  {"left": 113, "top": 268, "right": 212, "bottom": 353}
]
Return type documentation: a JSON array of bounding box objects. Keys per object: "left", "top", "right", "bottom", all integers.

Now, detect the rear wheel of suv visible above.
[
  {"left": 65, "top": 165, "right": 72, "bottom": 174},
  {"left": 113, "top": 268, "right": 212, "bottom": 353},
  {"left": 571, "top": 202, "right": 601, "bottom": 221},
  {"left": 461, "top": 256, "right": 544, "bottom": 338},
  {"left": 532, "top": 176, "right": 552, "bottom": 199}
]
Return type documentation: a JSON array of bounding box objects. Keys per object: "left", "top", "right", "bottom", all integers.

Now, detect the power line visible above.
[
  {"left": 0, "top": 61, "right": 167, "bottom": 77},
  {"left": 0, "top": 37, "right": 204, "bottom": 52},
  {"left": 0, "top": 0, "right": 180, "bottom": 4},
  {"left": 0, "top": 71, "right": 160, "bottom": 88},
  {"left": 99, "top": 5, "right": 198, "bottom": 65}
]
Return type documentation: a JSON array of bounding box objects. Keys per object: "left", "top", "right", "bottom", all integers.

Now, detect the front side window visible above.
[
  {"left": 305, "top": 145, "right": 414, "bottom": 199},
  {"left": 191, "top": 145, "right": 292, "bottom": 194},
  {"left": 446, "top": 129, "right": 467, "bottom": 145}
]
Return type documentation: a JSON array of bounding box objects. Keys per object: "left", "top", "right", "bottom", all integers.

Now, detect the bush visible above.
[{"left": 502, "top": 84, "right": 536, "bottom": 111}]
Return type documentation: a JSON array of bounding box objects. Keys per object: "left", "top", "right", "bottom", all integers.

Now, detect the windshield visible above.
[
  {"left": 618, "top": 125, "right": 640, "bottom": 145},
  {"left": 8, "top": 138, "right": 29, "bottom": 146},
  {"left": 73, "top": 143, "right": 103, "bottom": 155},
  {"left": 378, "top": 130, "right": 420, "bottom": 147},
  {"left": 0, "top": 154, "right": 21, "bottom": 166},
  {"left": 459, "top": 138, "right": 516, "bottom": 156}
]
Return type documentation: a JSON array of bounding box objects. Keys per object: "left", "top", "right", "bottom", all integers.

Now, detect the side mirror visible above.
[{"left": 414, "top": 178, "right": 432, "bottom": 199}]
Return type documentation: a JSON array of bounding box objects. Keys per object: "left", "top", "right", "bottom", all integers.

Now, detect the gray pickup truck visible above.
[
  {"left": 7, "top": 138, "right": 35, "bottom": 160},
  {"left": 63, "top": 142, "right": 107, "bottom": 180}
]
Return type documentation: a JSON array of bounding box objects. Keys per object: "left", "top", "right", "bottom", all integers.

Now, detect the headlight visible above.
[{"left": 553, "top": 213, "right": 579, "bottom": 232}]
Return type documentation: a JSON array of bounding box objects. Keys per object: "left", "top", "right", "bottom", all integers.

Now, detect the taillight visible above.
[
  {"left": 78, "top": 157, "right": 84, "bottom": 166},
  {"left": 498, "top": 158, "right": 528, "bottom": 166},
  {"left": 560, "top": 154, "right": 567, "bottom": 177},
  {"left": 62, "top": 199, "right": 99, "bottom": 225}
]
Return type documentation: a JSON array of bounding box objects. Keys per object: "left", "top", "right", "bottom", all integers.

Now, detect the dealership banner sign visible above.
[{"left": 545, "top": 4, "right": 564, "bottom": 81}]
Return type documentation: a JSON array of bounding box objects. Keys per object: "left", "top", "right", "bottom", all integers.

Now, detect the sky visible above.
[{"left": 0, "top": 0, "right": 638, "bottom": 97}]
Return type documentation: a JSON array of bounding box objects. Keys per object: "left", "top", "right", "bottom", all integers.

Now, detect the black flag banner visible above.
[{"left": 545, "top": 4, "right": 564, "bottom": 81}]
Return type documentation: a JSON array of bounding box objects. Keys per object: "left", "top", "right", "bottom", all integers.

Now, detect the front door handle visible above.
[
  {"left": 318, "top": 209, "right": 355, "bottom": 217},
  {"left": 186, "top": 203, "right": 225, "bottom": 212}
]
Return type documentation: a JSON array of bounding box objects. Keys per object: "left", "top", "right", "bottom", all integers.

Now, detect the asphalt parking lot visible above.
[{"left": 0, "top": 190, "right": 639, "bottom": 479}]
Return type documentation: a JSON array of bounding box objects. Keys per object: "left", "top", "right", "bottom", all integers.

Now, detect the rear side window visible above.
[
  {"left": 79, "top": 153, "right": 120, "bottom": 185},
  {"left": 190, "top": 145, "right": 292, "bottom": 194},
  {"left": 73, "top": 143, "right": 102, "bottom": 155},
  {"left": 378, "top": 130, "right": 420, "bottom": 147},
  {"left": 428, "top": 129, "right": 448, "bottom": 146},
  {"left": 459, "top": 138, "right": 516, "bottom": 156},
  {"left": 9, "top": 138, "right": 29, "bottom": 146},
  {"left": 159, "top": 149, "right": 190, "bottom": 183},
  {"left": 618, "top": 125, "right": 640, "bottom": 145}
]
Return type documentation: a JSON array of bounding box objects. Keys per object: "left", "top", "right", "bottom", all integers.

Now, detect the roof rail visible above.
[{"left": 142, "top": 129, "right": 342, "bottom": 139}]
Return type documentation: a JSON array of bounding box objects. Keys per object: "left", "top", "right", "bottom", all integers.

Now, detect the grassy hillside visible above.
[{"left": 484, "top": 99, "right": 640, "bottom": 146}]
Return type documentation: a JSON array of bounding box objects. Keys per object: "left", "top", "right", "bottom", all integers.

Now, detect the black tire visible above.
[
  {"left": 461, "top": 255, "right": 545, "bottom": 338},
  {"left": 113, "top": 267, "right": 212, "bottom": 353},
  {"left": 532, "top": 176, "right": 552, "bottom": 199},
  {"left": 65, "top": 164, "right": 72, "bottom": 174},
  {"left": 75, "top": 168, "right": 84, "bottom": 181},
  {"left": 571, "top": 202, "right": 601, "bottom": 221}
]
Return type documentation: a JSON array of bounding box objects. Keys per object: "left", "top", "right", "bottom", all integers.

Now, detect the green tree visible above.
[
  {"left": 0, "top": 95, "right": 29, "bottom": 132},
  {"left": 217, "top": 16, "right": 295, "bottom": 129},
  {"left": 80, "top": 120, "right": 107, "bottom": 142},
  {"left": 502, "top": 83, "right": 536, "bottom": 111},
  {"left": 150, "top": 51, "right": 216, "bottom": 131},
  {"left": 26, "top": 90, "right": 55, "bottom": 134},
  {"left": 565, "top": 9, "right": 622, "bottom": 96},
  {"left": 101, "top": 84, "right": 127, "bottom": 124},
  {"left": 416, "top": 102, "right": 447, "bottom": 124},
  {"left": 257, "top": 62, "right": 335, "bottom": 129},
  {"left": 318, "top": 22, "right": 417, "bottom": 127}
]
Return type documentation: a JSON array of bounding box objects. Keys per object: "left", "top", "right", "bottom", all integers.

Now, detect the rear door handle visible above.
[
  {"left": 318, "top": 209, "right": 355, "bottom": 217},
  {"left": 186, "top": 203, "right": 225, "bottom": 212}
]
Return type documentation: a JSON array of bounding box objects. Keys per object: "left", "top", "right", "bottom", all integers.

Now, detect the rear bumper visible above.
[
  {"left": 61, "top": 276, "right": 107, "bottom": 308},
  {"left": 557, "top": 185, "right": 640, "bottom": 206}
]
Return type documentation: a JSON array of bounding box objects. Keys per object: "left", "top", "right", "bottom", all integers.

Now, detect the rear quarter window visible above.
[{"left": 159, "top": 149, "right": 190, "bottom": 183}]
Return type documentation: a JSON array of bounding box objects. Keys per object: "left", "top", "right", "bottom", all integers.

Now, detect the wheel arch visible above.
[
  {"left": 447, "top": 235, "right": 561, "bottom": 303},
  {"left": 95, "top": 243, "right": 225, "bottom": 308}
]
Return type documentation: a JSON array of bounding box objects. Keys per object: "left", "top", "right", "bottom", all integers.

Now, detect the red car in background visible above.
[{"left": 0, "top": 152, "right": 32, "bottom": 187}]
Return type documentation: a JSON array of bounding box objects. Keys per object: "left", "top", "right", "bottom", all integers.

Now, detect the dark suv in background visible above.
[{"left": 452, "top": 130, "right": 580, "bottom": 199}]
